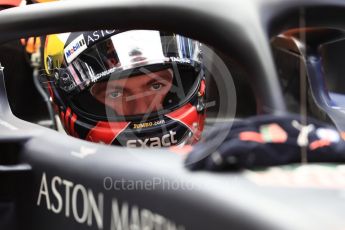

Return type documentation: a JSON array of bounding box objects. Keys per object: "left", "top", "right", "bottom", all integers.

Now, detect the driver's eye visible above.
[
  {"left": 108, "top": 91, "right": 122, "bottom": 99},
  {"left": 150, "top": 82, "right": 162, "bottom": 91}
]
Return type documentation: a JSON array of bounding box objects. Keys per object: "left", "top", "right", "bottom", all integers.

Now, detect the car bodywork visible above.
[{"left": 272, "top": 28, "right": 345, "bottom": 131}]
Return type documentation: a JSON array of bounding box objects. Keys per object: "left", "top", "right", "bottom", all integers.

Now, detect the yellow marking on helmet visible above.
[{"left": 44, "top": 33, "right": 69, "bottom": 75}]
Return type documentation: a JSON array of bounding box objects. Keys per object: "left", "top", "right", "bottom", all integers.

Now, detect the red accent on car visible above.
[
  {"left": 70, "top": 113, "right": 77, "bottom": 137},
  {"left": 65, "top": 107, "right": 71, "bottom": 132},
  {"left": 0, "top": 0, "right": 22, "bottom": 7},
  {"left": 309, "top": 139, "right": 331, "bottom": 151},
  {"left": 239, "top": 131, "right": 264, "bottom": 143},
  {"left": 86, "top": 121, "right": 130, "bottom": 144}
]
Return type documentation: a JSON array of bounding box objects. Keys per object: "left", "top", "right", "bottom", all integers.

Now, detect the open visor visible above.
[{"left": 56, "top": 30, "right": 203, "bottom": 118}]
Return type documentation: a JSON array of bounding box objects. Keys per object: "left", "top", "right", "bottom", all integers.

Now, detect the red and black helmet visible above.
[{"left": 43, "top": 30, "right": 206, "bottom": 147}]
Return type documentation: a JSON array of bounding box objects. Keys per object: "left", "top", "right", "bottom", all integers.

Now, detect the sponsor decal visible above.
[
  {"left": 91, "top": 66, "right": 117, "bottom": 83},
  {"left": 37, "top": 172, "right": 185, "bottom": 230},
  {"left": 133, "top": 120, "right": 165, "bottom": 129},
  {"left": 309, "top": 139, "right": 331, "bottom": 151},
  {"left": 239, "top": 131, "right": 264, "bottom": 143},
  {"left": 291, "top": 120, "right": 314, "bottom": 147},
  {"left": 86, "top": 30, "right": 118, "bottom": 46},
  {"left": 239, "top": 124, "right": 287, "bottom": 144},
  {"left": 260, "top": 123, "right": 288, "bottom": 143},
  {"left": 316, "top": 128, "right": 340, "bottom": 142},
  {"left": 308, "top": 128, "right": 340, "bottom": 150},
  {"left": 169, "top": 57, "right": 191, "bottom": 64},
  {"left": 64, "top": 34, "right": 87, "bottom": 63},
  {"left": 126, "top": 130, "right": 178, "bottom": 148}
]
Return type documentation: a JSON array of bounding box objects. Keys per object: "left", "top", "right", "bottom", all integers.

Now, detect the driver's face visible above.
[{"left": 91, "top": 69, "right": 173, "bottom": 116}]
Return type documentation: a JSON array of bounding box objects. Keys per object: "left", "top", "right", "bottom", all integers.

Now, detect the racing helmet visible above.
[{"left": 43, "top": 30, "right": 206, "bottom": 147}]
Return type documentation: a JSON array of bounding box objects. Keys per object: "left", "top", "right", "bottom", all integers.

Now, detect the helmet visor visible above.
[{"left": 58, "top": 30, "right": 203, "bottom": 118}]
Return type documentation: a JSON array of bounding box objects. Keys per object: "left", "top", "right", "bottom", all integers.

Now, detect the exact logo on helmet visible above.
[{"left": 126, "top": 130, "right": 177, "bottom": 148}]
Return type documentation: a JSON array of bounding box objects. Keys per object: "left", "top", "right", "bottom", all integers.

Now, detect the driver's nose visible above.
[{"left": 131, "top": 98, "right": 151, "bottom": 115}]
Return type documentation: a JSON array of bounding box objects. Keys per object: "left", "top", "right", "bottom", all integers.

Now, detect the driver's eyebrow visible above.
[
  {"left": 145, "top": 74, "right": 171, "bottom": 86},
  {"left": 106, "top": 85, "right": 124, "bottom": 91},
  {"left": 139, "top": 67, "right": 173, "bottom": 83},
  {"left": 90, "top": 83, "right": 107, "bottom": 96},
  {"left": 104, "top": 80, "right": 127, "bottom": 92},
  {"left": 91, "top": 82, "right": 125, "bottom": 97}
]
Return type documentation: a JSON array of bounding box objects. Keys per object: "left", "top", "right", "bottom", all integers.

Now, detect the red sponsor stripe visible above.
[
  {"left": 239, "top": 131, "right": 264, "bottom": 143},
  {"left": 86, "top": 121, "right": 130, "bottom": 144},
  {"left": 0, "top": 0, "right": 22, "bottom": 7},
  {"left": 261, "top": 123, "right": 288, "bottom": 143},
  {"left": 309, "top": 139, "right": 331, "bottom": 151}
]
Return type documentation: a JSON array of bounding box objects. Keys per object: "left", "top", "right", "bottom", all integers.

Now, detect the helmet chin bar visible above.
[{"left": 82, "top": 102, "right": 204, "bottom": 147}]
